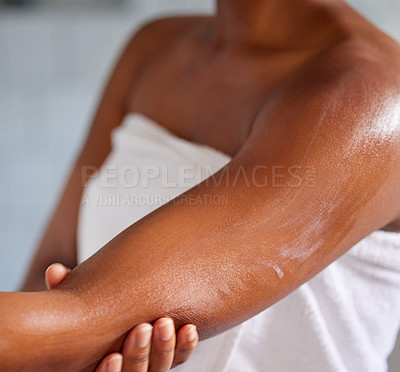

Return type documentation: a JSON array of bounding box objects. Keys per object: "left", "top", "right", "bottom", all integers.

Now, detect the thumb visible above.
[{"left": 45, "top": 263, "right": 71, "bottom": 290}]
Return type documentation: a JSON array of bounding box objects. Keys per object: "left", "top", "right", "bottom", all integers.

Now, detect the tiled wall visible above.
[{"left": 0, "top": 0, "right": 399, "bottom": 368}]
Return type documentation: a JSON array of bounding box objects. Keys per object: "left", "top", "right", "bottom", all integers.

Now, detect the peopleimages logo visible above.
[{"left": 81, "top": 164, "right": 317, "bottom": 189}]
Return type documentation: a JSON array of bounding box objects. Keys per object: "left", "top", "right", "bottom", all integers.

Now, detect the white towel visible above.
[
  {"left": 78, "top": 113, "right": 400, "bottom": 371},
  {"left": 224, "top": 230, "right": 400, "bottom": 372}
]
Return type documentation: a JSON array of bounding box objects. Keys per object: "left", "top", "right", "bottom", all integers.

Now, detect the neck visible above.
[{"left": 215, "top": 0, "right": 345, "bottom": 49}]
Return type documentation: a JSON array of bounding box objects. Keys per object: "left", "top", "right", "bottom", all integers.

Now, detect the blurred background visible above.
[{"left": 0, "top": 0, "right": 399, "bottom": 369}]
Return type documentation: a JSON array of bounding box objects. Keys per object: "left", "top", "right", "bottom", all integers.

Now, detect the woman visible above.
[{"left": 2, "top": 0, "right": 400, "bottom": 371}]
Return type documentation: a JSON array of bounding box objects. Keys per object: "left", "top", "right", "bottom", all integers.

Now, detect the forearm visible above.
[
  {"left": 0, "top": 291, "right": 92, "bottom": 372},
  {"left": 55, "top": 170, "right": 339, "bottom": 346}
]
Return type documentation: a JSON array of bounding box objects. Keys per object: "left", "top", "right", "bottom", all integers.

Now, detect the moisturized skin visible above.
[
  {"left": 43, "top": 264, "right": 199, "bottom": 372},
  {"left": 3, "top": 0, "right": 400, "bottom": 370}
]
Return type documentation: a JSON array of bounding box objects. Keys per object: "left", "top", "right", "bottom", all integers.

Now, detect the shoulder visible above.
[
  {"left": 251, "top": 34, "right": 400, "bottom": 191},
  {"left": 107, "top": 15, "right": 208, "bottom": 110},
  {"left": 320, "top": 36, "right": 400, "bottom": 145},
  {"left": 121, "top": 15, "right": 208, "bottom": 67},
  {"left": 259, "top": 35, "right": 400, "bottom": 146},
  {"left": 288, "top": 34, "right": 400, "bottom": 102}
]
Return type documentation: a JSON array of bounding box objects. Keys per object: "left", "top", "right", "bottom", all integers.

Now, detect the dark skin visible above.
[
  {"left": 4, "top": 0, "right": 400, "bottom": 370},
  {"left": 43, "top": 264, "right": 199, "bottom": 372}
]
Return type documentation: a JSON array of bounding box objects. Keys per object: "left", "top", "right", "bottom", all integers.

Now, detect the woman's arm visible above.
[
  {"left": 19, "top": 19, "right": 173, "bottom": 291},
  {"left": 0, "top": 291, "right": 87, "bottom": 371},
  {"left": 44, "top": 263, "right": 199, "bottom": 372},
  {"left": 56, "top": 50, "right": 400, "bottom": 368},
  {"left": 5, "top": 46, "right": 400, "bottom": 371},
  {"left": 19, "top": 40, "right": 136, "bottom": 291}
]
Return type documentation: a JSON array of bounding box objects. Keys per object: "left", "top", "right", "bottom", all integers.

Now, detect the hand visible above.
[{"left": 45, "top": 263, "right": 199, "bottom": 372}]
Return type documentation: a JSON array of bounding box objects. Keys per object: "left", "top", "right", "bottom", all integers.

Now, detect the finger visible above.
[
  {"left": 95, "top": 353, "right": 122, "bottom": 372},
  {"left": 171, "top": 325, "right": 198, "bottom": 368},
  {"left": 45, "top": 263, "right": 71, "bottom": 290},
  {"left": 149, "top": 318, "right": 176, "bottom": 372},
  {"left": 122, "top": 323, "right": 152, "bottom": 372}
]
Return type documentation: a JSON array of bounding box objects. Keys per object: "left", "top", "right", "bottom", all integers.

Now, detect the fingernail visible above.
[
  {"left": 46, "top": 263, "right": 61, "bottom": 272},
  {"left": 46, "top": 263, "right": 64, "bottom": 275},
  {"left": 106, "top": 355, "right": 122, "bottom": 372},
  {"left": 158, "top": 318, "right": 174, "bottom": 341},
  {"left": 45, "top": 264, "right": 57, "bottom": 290},
  {"left": 136, "top": 324, "right": 152, "bottom": 348},
  {"left": 187, "top": 325, "right": 197, "bottom": 342}
]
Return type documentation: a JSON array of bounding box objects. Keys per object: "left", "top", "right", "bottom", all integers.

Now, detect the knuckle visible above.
[
  {"left": 129, "top": 352, "right": 150, "bottom": 365},
  {"left": 156, "top": 347, "right": 175, "bottom": 357}
]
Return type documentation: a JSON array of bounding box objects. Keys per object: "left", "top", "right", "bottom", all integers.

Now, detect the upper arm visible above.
[
  {"left": 230, "top": 51, "right": 400, "bottom": 269},
  {"left": 78, "top": 18, "right": 170, "bottom": 165},
  {"left": 21, "top": 19, "right": 169, "bottom": 289}
]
